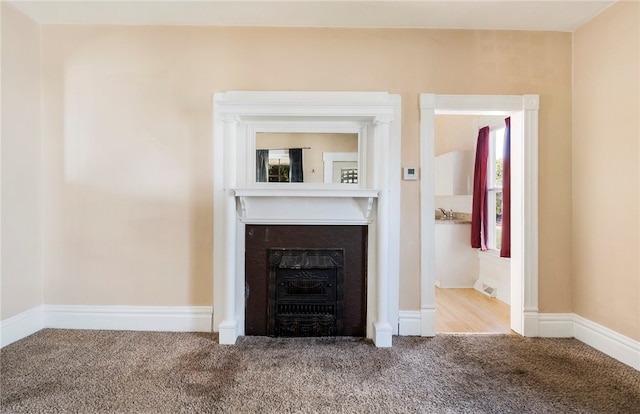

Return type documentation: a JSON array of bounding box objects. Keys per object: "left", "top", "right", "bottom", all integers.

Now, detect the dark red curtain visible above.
[
  {"left": 471, "top": 126, "right": 490, "bottom": 250},
  {"left": 500, "top": 118, "right": 511, "bottom": 257}
]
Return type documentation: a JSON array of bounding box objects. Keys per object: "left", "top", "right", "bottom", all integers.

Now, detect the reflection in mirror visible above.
[
  {"left": 256, "top": 133, "right": 358, "bottom": 184},
  {"left": 265, "top": 150, "right": 289, "bottom": 182}
]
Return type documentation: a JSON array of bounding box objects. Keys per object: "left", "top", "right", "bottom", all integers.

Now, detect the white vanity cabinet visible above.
[{"left": 434, "top": 222, "right": 478, "bottom": 288}]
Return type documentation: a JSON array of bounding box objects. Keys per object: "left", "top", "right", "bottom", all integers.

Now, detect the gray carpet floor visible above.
[{"left": 1, "top": 329, "right": 639, "bottom": 413}]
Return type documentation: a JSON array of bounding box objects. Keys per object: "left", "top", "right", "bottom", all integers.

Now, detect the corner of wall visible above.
[{"left": 0, "top": 0, "right": 45, "bottom": 322}]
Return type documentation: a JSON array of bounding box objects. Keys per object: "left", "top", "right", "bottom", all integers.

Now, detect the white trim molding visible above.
[
  {"left": 323, "top": 152, "right": 358, "bottom": 184},
  {"left": 398, "top": 310, "right": 422, "bottom": 336},
  {"left": 537, "top": 313, "right": 574, "bottom": 337},
  {"left": 1, "top": 305, "right": 213, "bottom": 348},
  {"left": 3, "top": 306, "right": 638, "bottom": 370},
  {"left": 419, "top": 94, "right": 539, "bottom": 337},
  {"left": 573, "top": 314, "right": 640, "bottom": 370},
  {"left": 0, "top": 306, "right": 44, "bottom": 348},
  {"left": 538, "top": 313, "right": 640, "bottom": 370},
  {"left": 43, "top": 305, "right": 213, "bottom": 333}
]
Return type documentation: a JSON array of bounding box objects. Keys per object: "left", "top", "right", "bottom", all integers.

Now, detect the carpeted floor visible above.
[{"left": 1, "top": 329, "right": 639, "bottom": 413}]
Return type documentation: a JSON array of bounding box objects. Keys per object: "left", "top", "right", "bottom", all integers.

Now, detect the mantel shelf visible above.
[
  {"left": 233, "top": 187, "right": 380, "bottom": 222},
  {"left": 233, "top": 188, "right": 380, "bottom": 198}
]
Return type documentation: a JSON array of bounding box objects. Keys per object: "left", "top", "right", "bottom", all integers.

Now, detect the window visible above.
[
  {"left": 268, "top": 150, "right": 290, "bottom": 182},
  {"left": 487, "top": 127, "right": 505, "bottom": 251}
]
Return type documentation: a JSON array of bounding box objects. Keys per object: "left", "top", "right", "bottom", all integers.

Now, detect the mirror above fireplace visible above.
[{"left": 255, "top": 132, "right": 359, "bottom": 184}]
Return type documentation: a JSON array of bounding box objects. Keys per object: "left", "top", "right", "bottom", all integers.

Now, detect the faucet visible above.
[{"left": 438, "top": 208, "right": 454, "bottom": 220}]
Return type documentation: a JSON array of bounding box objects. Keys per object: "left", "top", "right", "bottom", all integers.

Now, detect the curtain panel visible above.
[
  {"left": 471, "top": 126, "right": 490, "bottom": 250},
  {"left": 500, "top": 118, "right": 511, "bottom": 258},
  {"left": 289, "top": 148, "right": 304, "bottom": 183},
  {"left": 256, "top": 149, "right": 269, "bottom": 182}
]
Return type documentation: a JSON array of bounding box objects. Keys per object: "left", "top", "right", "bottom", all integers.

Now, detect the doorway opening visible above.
[
  {"left": 433, "top": 114, "right": 512, "bottom": 334},
  {"left": 419, "top": 94, "right": 539, "bottom": 337}
]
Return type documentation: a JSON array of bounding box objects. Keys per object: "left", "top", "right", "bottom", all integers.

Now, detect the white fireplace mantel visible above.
[
  {"left": 234, "top": 188, "right": 379, "bottom": 223},
  {"left": 233, "top": 188, "right": 380, "bottom": 198},
  {"left": 212, "top": 91, "right": 401, "bottom": 347}
]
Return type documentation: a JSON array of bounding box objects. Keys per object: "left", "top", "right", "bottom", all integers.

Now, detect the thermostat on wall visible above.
[{"left": 403, "top": 167, "right": 418, "bottom": 181}]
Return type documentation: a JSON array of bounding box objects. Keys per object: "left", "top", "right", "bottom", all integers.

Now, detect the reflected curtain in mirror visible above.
[
  {"left": 289, "top": 148, "right": 304, "bottom": 182},
  {"left": 256, "top": 149, "right": 269, "bottom": 183}
]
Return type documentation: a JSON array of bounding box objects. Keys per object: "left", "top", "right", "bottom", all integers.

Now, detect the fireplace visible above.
[
  {"left": 268, "top": 248, "right": 344, "bottom": 337},
  {"left": 212, "top": 91, "right": 401, "bottom": 347},
  {"left": 245, "top": 225, "right": 367, "bottom": 337}
]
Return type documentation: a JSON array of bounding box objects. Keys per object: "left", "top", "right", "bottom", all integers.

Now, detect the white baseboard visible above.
[
  {"left": 4, "top": 306, "right": 638, "bottom": 370},
  {"left": 420, "top": 307, "right": 436, "bottom": 337},
  {"left": 1, "top": 305, "right": 214, "bottom": 349},
  {"left": 398, "top": 310, "right": 421, "bottom": 336},
  {"left": 572, "top": 314, "right": 640, "bottom": 370},
  {"left": 538, "top": 313, "right": 574, "bottom": 337},
  {"left": 538, "top": 312, "right": 640, "bottom": 370},
  {"left": 44, "top": 305, "right": 213, "bottom": 333},
  {"left": 0, "top": 306, "right": 44, "bottom": 348},
  {"left": 398, "top": 310, "right": 639, "bottom": 370}
]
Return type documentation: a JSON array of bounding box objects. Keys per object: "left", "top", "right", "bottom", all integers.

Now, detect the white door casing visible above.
[{"left": 419, "top": 94, "right": 539, "bottom": 336}]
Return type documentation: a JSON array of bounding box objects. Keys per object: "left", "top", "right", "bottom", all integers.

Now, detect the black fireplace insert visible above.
[{"left": 268, "top": 249, "right": 344, "bottom": 337}]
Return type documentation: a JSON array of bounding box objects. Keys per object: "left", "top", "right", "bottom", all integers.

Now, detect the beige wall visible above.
[
  {"left": 1, "top": 4, "right": 43, "bottom": 319},
  {"left": 39, "top": 25, "right": 574, "bottom": 313},
  {"left": 572, "top": 1, "right": 640, "bottom": 340}
]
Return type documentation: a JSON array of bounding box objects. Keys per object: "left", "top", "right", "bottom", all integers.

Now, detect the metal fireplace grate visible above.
[{"left": 268, "top": 249, "right": 344, "bottom": 337}]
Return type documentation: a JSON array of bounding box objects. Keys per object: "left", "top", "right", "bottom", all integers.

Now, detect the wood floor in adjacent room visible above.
[{"left": 435, "top": 287, "right": 512, "bottom": 334}]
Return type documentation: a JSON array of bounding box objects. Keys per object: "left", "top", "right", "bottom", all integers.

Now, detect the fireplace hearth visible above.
[{"left": 268, "top": 249, "right": 344, "bottom": 337}]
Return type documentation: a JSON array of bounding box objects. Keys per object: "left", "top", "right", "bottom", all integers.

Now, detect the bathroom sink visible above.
[
  {"left": 435, "top": 216, "right": 471, "bottom": 224},
  {"left": 435, "top": 210, "right": 472, "bottom": 224}
]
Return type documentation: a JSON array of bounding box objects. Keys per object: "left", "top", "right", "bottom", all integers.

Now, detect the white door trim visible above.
[{"left": 419, "top": 94, "right": 539, "bottom": 336}]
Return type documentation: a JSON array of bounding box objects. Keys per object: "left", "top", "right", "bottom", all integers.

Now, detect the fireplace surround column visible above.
[
  {"left": 373, "top": 115, "right": 393, "bottom": 347},
  {"left": 219, "top": 115, "right": 240, "bottom": 344}
]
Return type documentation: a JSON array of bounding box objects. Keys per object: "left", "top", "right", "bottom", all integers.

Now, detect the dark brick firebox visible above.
[{"left": 245, "top": 225, "right": 367, "bottom": 337}]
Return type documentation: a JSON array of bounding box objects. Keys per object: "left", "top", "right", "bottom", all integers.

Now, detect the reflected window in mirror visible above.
[
  {"left": 256, "top": 148, "right": 304, "bottom": 183},
  {"left": 340, "top": 168, "right": 358, "bottom": 184},
  {"left": 267, "top": 150, "right": 290, "bottom": 182}
]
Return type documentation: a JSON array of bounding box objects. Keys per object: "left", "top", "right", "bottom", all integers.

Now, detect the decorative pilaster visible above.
[
  {"left": 219, "top": 115, "right": 240, "bottom": 344},
  {"left": 418, "top": 96, "right": 436, "bottom": 337},
  {"left": 373, "top": 115, "right": 393, "bottom": 347},
  {"left": 522, "top": 94, "right": 540, "bottom": 336}
]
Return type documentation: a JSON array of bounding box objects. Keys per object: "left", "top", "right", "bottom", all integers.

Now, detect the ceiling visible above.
[{"left": 9, "top": 0, "right": 615, "bottom": 32}]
